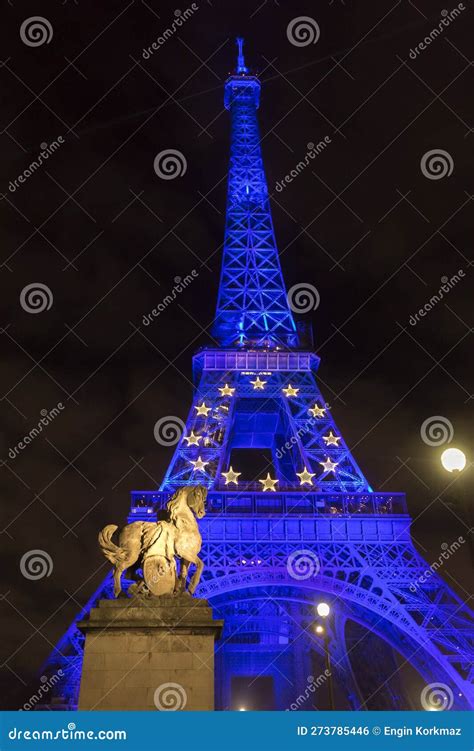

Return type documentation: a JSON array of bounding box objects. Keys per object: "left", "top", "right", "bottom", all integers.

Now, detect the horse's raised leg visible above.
[
  {"left": 175, "top": 559, "right": 190, "bottom": 593},
  {"left": 188, "top": 556, "right": 204, "bottom": 595}
]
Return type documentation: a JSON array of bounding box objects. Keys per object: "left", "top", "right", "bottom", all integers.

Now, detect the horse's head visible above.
[
  {"left": 187, "top": 485, "right": 207, "bottom": 519},
  {"left": 167, "top": 485, "right": 207, "bottom": 521}
]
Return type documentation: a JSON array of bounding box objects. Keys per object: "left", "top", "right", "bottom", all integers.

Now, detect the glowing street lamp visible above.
[
  {"left": 441, "top": 448, "right": 466, "bottom": 473},
  {"left": 315, "top": 601, "right": 335, "bottom": 710},
  {"left": 316, "top": 601, "right": 330, "bottom": 618}
]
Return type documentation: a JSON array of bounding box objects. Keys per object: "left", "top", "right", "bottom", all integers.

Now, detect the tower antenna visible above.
[{"left": 236, "top": 37, "right": 248, "bottom": 74}]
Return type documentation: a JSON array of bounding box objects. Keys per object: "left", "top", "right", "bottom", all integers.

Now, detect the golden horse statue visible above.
[{"left": 98, "top": 485, "right": 207, "bottom": 598}]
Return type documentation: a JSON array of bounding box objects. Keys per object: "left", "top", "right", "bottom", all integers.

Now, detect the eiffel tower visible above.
[{"left": 42, "top": 39, "right": 473, "bottom": 711}]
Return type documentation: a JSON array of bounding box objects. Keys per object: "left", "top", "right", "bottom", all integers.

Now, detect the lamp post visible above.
[
  {"left": 440, "top": 448, "right": 473, "bottom": 564},
  {"left": 315, "top": 601, "right": 335, "bottom": 710}
]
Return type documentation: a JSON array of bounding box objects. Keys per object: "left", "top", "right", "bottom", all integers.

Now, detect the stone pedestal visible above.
[{"left": 77, "top": 596, "right": 223, "bottom": 711}]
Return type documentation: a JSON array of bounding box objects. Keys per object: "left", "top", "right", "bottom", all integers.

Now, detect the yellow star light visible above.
[
  {"left": 190, "top": 456, "right": 208, "bottom": 472},
  {"left": 309, "top": 403, "right": 326, "bottom": 418},
  {"left": 296, "top": 466, "right": 316, "bottom": 486},
  {"left": 323, "top": 431, "right": 341, "bottom": 446},
  {"left": 195, "top": 402, "right": 211, "bottom": 416},
  {"left": 259, "top": 473, "right": 278, "bottom": 492},
  {"left": 221, "top": 466, "right": 241, "bottom": 486},
  {"left": 218, "top": 383, "right": 235, "bottom": 397},
  {"left": 282, "top": 384, "right": 299, "bottom": 397},
  {"left": 319, "top": 457, "right": 338, "bottom": 473},
  {"left": 183, "top": 431, "right": 201, "bottom": 446},
  {"left": 250, "top": 376, "right": 266, "bottom": 390}
]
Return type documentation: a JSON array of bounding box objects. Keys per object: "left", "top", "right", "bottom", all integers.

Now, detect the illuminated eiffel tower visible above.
[{"left": 42, "top": 39, "right": 473, "bottom": 711}]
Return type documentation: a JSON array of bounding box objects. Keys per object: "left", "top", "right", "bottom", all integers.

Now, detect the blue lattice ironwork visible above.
[
  {"left": 161, "top": 350, "right": 369, "bottom": 493},
  {"left": 39, "top": 39, "right": 474, "bottom": 711},
  {"left": 213, "top": 41, "right": 297, "bottom": 348}
]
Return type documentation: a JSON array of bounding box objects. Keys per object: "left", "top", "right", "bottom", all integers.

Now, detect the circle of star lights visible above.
[
  {"left": 319, "top": 457, "right": 338, "bottom": 473},
  {"left": 190, "top": 456, "right": 208, "bottom": 472},
  {"left": 259, "top": 473, "right": 278, "bottom": 491},
  {"left": 308, "top": 403, "right": 326, "bottom": 418},
  {"left": 250, "top": 376, "right": 266, "bottom": 390},
  {"left": 219, "top": 383, "right": 235, "bottom": 397},
  {"left": 221, "top": 466, "right": 241, "bottom": 485},
  {"left": 296, "top": 466, "right": 316, "bottom": 486},
  {"left": 282, "top": 384, "right": 299, "bottom": 397},
  {"left": 195, "top": 402, "right": 211, "bottom": 416}
]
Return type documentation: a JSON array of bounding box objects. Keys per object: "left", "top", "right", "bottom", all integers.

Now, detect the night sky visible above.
[{"left": 1, "top": 0, "right": 472, "bottom": 708}]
